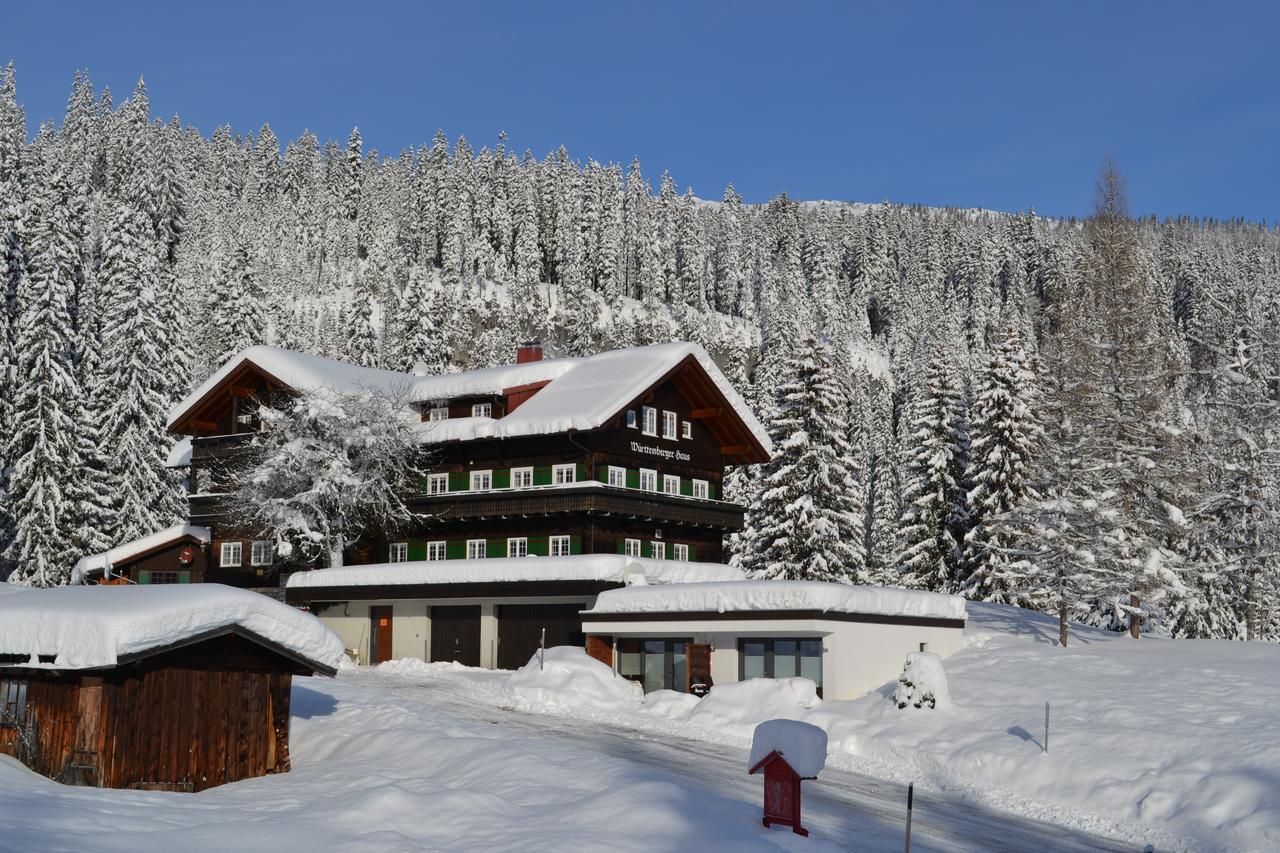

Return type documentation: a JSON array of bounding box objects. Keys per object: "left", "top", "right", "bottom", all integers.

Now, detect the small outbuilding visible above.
[
  {"left": 0, "top": 583, "right": 344, "bottom": 791},
  {"left": 581, "top": 580, "right": 967, "bottom": 699}
]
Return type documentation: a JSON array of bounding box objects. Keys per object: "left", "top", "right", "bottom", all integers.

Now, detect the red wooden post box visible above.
[{"left": 749, "top": 750, "right": 809, "bottom": 836}]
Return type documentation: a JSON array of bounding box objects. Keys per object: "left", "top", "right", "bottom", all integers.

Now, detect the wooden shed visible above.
[{"left": 0, "top": 583, "right": 343, "bottom": 792}]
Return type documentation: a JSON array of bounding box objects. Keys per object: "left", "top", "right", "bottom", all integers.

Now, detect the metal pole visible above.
[
  {"left": 1044, "top": 702, "right": 1050, "bottom": 754},
  {"left": 539, "top": 627, "right": 546, "bottom": 671},
  {"left": 904, "top": 782, "right": 914, "bottom": 853}
]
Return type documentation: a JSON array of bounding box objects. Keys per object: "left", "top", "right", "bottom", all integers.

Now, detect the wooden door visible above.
[
  {"left": 685, "top": 643, "right": 713, "bottom": 695},
  {"left": 369, "top": 606, "right": 394, "bottom": 664},
  {"left": 496, "top": 603, "right": 584, "bottom": 670},
  {"left": 430, "top": 605, "right": 481, "bottom": 667}
]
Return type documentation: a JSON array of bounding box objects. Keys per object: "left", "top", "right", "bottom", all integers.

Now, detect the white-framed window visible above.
[
  {"left": 389, "top": 542, "right": 409, "bottom": 563},
  {"left": 550, "top": 535, "right": 572, "bottom": 557},
  {"left": 624, "top": 538, "right": 642, "bottom": 557},
  {"left": 470, "top": 469, "right": 492, "bottom": 491},
  {"left": 426, "top": 541, "right": 447, "bottom": 561},
  {"left": 681, "top": 420, "right": 692, "bottom": 439},
  {"left": 511, "top": 466, "right": 534, "bottom": 488},
  {"left": 553, "top": 463, "right": 576, "bottom": 485},
  {"left": 220, "top": 541, "right": 242, "bottom": 567},
  {"left": 507, "top": 537, "right": 528, "bottom": 558},
  {"left": 427, "top": 473, "right": 449, "bottom": 495},
  {"left": 607, "top": 466, "right": 627, "bottom": 487},
  {"left": 472, "top": 402, "right": 493, "bottom": 418},
  {"left": 673, "top": 543, "right": 689, "bottom": 561},
  {"left": 250, "top": 540, "right": 272, "bottom": 566},
  {"left": 642, "top": 406, "right": 658, "bottom": 436},
  {"left": 429, "top": 405, "right": 449, "bottom": 422},
  {"left": 650, "top": 541, "right": 666, "bottom": 560},
  {"left": 691, "top": 479, "right": 709, "bottom": 500},
  {"left": 663, "top": 474, "right": 680, "bottom": 495},
  {"left": 466, "top": 539, "right": 488, "bottom": 559},
  {"left": 626, "top": 410, "right": 638, "bottom": 429},
  {"left": 639, "top": 468, "right": 657, "bottom": 492},
  {"left": 663, "top": 410, "right": 677, "bottom": 440}
]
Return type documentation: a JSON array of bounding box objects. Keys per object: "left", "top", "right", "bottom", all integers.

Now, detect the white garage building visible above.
[{"left": 580, "top": 580, "right": 967, "bottom": 700}]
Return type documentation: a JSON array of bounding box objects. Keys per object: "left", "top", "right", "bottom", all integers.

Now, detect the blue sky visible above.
[{"left": 5, "top": 1, "right": 1277, "bottom": 221}]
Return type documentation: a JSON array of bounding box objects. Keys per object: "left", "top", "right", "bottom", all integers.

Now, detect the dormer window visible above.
[{"left": 472, "top": 402, "right": 493, "bottom": 418}]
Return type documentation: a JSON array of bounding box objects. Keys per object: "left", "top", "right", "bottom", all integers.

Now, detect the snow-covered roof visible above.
[
  {"left": 165, "top": 437, "right": 192, "bottom": 468},
  {"left": 169, "top": 342, "right": 772, "bottom": 459},
  {"left": 71, "top": 524, "right": 211, "bottom": 584},
  {"left": 0, "top": 584, "right": 345, "bottom": 673},
  {"left": 583, "top": 580, "right": 967, "bottom": 622},
  {"left": 749, "top": 719, "right": 828, "bottom": 779},
  {"left": 168, "top": 346, "right": 420, "bottom": 429},
  {"left": 418, "top": 343, "right": 773, "bottom": 454},
  {"left": 286, "top": 554, "right": 746, "bottom": 591}
]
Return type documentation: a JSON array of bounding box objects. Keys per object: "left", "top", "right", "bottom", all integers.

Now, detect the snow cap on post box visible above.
[{"left": 748, "top": 719, "right": 828, "bottom": 779}]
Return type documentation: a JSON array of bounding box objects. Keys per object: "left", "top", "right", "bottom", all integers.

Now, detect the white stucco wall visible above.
[
  {"left": 311, "top": 595, "right": 597, "bottom": 668},
  {"left": 582, "top": 615, "right": 967, "bottom": 700}
]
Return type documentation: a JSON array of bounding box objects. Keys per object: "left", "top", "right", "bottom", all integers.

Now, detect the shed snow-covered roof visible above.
[
  {"left": 71, "top": 524, "right": 211, "bottom": 584},
  {"left": 285, "top": 554, "right": 746, "bottom": 591},
  {"left": 583, "top": 580, "right": 967, "bottom": 622},
  {"left": 0, "top": 584, "right": 346, "bottom": 673}
]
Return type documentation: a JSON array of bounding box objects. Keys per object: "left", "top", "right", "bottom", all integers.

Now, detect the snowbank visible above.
[
  {"left": 689, "top": 678, "right": 821, "bottom": 732},
  {"left": 286, "top": 553, "right": 746, "bottom": 590},
  {"left": 0, "top": 584, "right": 345, "bottom": 672},
  {"left": 505, "top": 647, "right": 642, "bottom": 714},
  {"left": 71, "top": 523, "right": 210, "bottom": 584},
  {"left": 749, "top": 719, "right": 828, "bottom": 778},
  {"left": 585, "top": 580, "right": 966, "bottom": 621}
]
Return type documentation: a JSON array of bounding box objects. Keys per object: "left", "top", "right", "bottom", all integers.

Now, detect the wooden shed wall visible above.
[
  {"left": 0, "top": 673, "right": 80, "bottom": 778},
  {"left": 98, "top": 666, "right": 292, "bottom": 791}
]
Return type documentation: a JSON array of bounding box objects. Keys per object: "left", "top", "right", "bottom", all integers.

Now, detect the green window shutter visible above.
[
  {"left": 616, "top": 538, "right": 626, "bottom": 555},
  {"left": 529, "top": 536, "right": 549, "bottom": 557},
  {"left": 571, "top": 535, "right": 582, "bottom": 555},
  {"left": 533, "top": 465, "right": 552, "bottom": 486},
  {"left": 626, "top": 469, "right": 639, "bottom": 489},
  {"left": 446, "top": 540, "right": 466, "bottom": 560},
  {"left": 493, "top": 469, "right": 511, "bottom": 489},
  {"left": 486, "top": 538, "right": 504, "bottom": 559},
  {"left": 709, "top": 481, "right": 718, "bottom": 500},
  {"left": 178, "top": 571, "right": 191, "bottom": 583},
  {"left": 137, "top": 570, "right": 151, "bottom": 584},
  {"left": 407, "top": 541, "right": 427, "bottom": 561},
  {"left": 680, "top": 478, "right": 692, "bottom": 497},
  {"left": 449, "top": 471, "right": 468, "bottom": 491},
  {"left": 689, "top": 545, "right": 697, "bottom": 561},
  {"left": 416, "top": 477, "right": 429, "bottom": 494},
  {"left": 598, "top": 467, "right": 609, "bottom": 483},
  {"left": 577, "top": 463, "right": 587, "bottom": 482}
]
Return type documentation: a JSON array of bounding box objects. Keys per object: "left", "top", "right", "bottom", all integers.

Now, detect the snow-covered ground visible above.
[
  {"left": 373, "top": 604, "right": 1280, "bottom": 851},
  {"left": 1, "top": 602, "right": 1275, "bottom": 851}
]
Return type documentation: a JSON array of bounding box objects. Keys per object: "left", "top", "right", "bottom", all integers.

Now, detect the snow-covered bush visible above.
[
  {"left": 505, "top": 647, "right": 642, "bottom": 714},
  {"left": 893, "top": 651, "right": 952, "bottom": 710}
]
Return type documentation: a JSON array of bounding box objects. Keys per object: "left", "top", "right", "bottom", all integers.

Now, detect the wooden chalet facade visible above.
[{"left": 154, "top": 341, "right": 771, "bottom": 588}]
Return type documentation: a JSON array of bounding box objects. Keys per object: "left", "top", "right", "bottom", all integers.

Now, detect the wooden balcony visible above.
[{"left": 408, "top": 483, "right": 746, "bottom": 530}]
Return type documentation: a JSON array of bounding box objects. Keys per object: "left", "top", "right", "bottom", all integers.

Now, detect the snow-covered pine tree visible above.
[
  {"left": 748, "top": 336, "right": 864, "bottom": 583},
  {"left": 5, "top": 144, "right": 82, "bottom": 585},
  {"left": 961, "top": 326, "right": 1044, "bottom": 601},
  {"left": 896, "top": 345, "right": 969, "bottom": 592}
]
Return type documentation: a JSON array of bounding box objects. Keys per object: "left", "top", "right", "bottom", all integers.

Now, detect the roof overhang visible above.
[
  {"left": 288, "top": 579, "right": 619, "bottom": 606},
  {"left": 168, "top": 358, "right": 292, "bottom": 436}
]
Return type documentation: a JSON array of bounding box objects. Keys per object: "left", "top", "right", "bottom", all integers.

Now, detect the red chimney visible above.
[{"left": 516, "top": 341, "right": 543, "bottom": 364}]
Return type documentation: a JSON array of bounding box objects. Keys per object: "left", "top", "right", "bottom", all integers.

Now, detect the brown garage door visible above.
[
  {"left": 497, "top": 603, "right": 585, "bottom": 670},
  {"left": 430, "top": 605, "right": 481, "bottom": 667}
]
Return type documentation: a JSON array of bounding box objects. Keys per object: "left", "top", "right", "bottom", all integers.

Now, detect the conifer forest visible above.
[{"left": 2, "top": 67, "right": 1278, "bottom": 642}]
